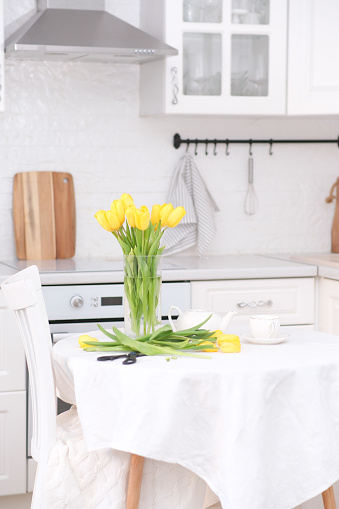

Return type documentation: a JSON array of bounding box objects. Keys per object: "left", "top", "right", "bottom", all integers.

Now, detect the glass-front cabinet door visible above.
[{"left": 140, "top": 0, "right": 287, "bottom": 115}]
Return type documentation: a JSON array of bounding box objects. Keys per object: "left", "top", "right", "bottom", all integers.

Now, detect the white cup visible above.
[{"left": 250, "top": 315, "right": 280, "bottom": 339}]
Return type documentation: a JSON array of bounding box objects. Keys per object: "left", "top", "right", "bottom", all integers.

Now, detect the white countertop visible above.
[
  {"left": 289, "top": 253, "right": 339, "bottom": 281},
  {"left": 0, "top": 254, "right": 316, "bottom": 285},
  {"left": 0, "top": 263, "right": 19, "bottom": 280}
]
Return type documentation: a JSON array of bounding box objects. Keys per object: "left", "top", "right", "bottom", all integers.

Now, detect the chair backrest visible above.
[{"left": 1, "top": 265, "right": 57, "bottom": 464}]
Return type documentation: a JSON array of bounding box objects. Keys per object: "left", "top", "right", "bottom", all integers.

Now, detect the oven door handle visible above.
[{"left": 51, "top": 332, "right": 75, "bottom": 344}]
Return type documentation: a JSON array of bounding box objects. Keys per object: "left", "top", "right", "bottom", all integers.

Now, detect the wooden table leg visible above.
[
  {"left": 322, "top": 485, "right": 336, "bottom": 509},
  {"left": 126, "top": 454, "right": 145, "bottom": 509}
]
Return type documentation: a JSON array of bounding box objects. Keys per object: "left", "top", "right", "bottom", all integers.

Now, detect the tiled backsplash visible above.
[{"left": 1, "top": 1, "right": 339, "bottom": 260}]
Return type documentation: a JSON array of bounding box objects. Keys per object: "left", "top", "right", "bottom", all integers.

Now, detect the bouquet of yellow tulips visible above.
[{"left": 95, "top": 194, "right": 186, "bottom": 337}]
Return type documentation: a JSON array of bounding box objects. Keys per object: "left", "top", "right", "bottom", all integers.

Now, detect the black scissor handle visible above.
[
  {"left": 97, "top": 354, "right": 127, "bottom": 362},
  {"left": 123, "top": 353, "right": 146, "bottom": 364},
  {"left": 97, "top": 353, "right": 146, "bottom": 363}
]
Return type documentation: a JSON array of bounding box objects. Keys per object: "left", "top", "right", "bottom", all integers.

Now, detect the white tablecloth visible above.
[{"left": 52, "top": 330, "right": 339, "bottom": 509}]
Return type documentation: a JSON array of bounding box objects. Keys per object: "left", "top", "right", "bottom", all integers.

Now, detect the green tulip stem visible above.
[{"left": 124, "top": 253, "right": 162, "bottom": 338}]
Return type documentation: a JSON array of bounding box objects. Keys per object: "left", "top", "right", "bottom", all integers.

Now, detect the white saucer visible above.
[{"left": 242, "top": 332, "right": 290, "bottom": 345}]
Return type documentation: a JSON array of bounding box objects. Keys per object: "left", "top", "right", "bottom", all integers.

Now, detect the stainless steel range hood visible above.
[{"left": 5, "top": 0, "right": 177, "bottom": 64}]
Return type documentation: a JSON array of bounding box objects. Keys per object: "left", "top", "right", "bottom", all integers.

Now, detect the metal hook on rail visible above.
[
  {"left": 249, "top": 140, "right": 253, "bottom": 156},
  {"left": 205, "top": 140, "right": 209, "bottom": 156},
  {"left": 213, "top": 140, "right": 218, "bottom": 156},
  {"left": 194, "top": 139, "right": 198, "bottom": 156},
  {"left": 269, "top": 139, "right": 273, "bottom": 156},
  {"left": 225, "top": 139, "right": 230, "bottom": 156},
  {"left": 186, "top": 141, "right": 190, "bottom": 152}
]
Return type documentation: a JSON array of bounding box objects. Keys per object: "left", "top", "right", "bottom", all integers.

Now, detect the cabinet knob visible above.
[{"left": 70, "top": 295, "right": 84, "bottom": 308}]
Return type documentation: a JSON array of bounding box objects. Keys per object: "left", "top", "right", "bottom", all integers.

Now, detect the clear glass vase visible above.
[{"left": 123, "top": 254, "right": 162, "bottom": 338}]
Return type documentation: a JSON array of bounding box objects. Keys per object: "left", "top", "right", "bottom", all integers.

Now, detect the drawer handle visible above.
[{"left": 237, "top": 300, "right": 273, "bottom": 309}]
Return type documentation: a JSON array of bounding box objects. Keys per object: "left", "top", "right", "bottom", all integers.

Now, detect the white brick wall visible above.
[{"left": 1, "top": 1, "right": 339, "bottom": 260}]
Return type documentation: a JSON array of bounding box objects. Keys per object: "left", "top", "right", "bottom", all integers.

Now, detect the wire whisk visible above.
[{"left": 244, "top": 157, "right": 258, "bottom": 216}]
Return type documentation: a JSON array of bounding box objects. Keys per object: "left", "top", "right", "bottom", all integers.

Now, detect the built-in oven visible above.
[{"left": 26, "top": 280, "right": 191, "bottom": 459}]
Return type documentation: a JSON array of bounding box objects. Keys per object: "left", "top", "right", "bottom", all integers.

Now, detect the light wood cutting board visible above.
[
  {"left": 332, "top": 181, "right": 339, "bottom": 253},
  {"left": 13, "top": 171, "right": 76, "bottom": 260}
]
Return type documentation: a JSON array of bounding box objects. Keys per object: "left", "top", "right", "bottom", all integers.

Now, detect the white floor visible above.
[
  {"left": 3, "top": 487, "right": 338, "bottom": 509},
  {"left": 0, "top": 496, "right": 306, "bottom": 509}
]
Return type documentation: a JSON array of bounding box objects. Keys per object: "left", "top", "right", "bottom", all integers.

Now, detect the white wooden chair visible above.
[{"left": 1, "top": 265, "right": 208, "bottom": 509}]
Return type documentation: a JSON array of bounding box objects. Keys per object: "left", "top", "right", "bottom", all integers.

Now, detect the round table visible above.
[{"left": 52, "top": 329, "right": 339, "bottom": 509}]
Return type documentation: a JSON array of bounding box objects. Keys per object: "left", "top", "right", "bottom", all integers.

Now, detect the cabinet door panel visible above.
[
  {"left": 140, "top": 0, "right": 287, "bottom": 115},
  {"left": 191, "top": 278, "right": 315, "bottom": 326},
  {"left": 0, "top": 392, "right": 26, "bottom": 496},
  {"left": 0, "top": 292, "right": 25, "bottom": 392},
  {"left": 318, "top": 278, "right": 339, "bottom": 334},
  {"left": 288, "top": 0, "right": 339, "bottom": 114}
]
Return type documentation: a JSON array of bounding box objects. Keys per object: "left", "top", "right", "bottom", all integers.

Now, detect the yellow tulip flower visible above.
[
  {"left": 106, "top": 210, "right": 123, "bottom": 231},
  {"left": 220, "top": 342, "right": 241, "bottom": 353},
  {"left": 159, "top": 203, "right": 174, "bottom": 227},
  {"left": 135, "top": 206, "right": 150, "bottom": 230},
  {"left": 151, "top": 204, "right": 161, "bottom": 226},
  {"left": 214, "top": 333, "right": 240, "bottom": 347},
  {"left": 199, "top": 340, "right": 219, "bottom": 352},
  {"left": 126, "top": 205, "right": 136, "bottom": 227},
  {"left": 120, "top": 193, "right": 134, "bottom": 211},
  {"left": 167, "top": 206, "right": 186, "bottom": 227},
  {"left": 126, "top": 205, "right": 150, "bottom": 230},
  {"left": 95, "top": 210, "right": 122, "bottom": 232},
  {"left": 111, "top": 199, "right": 125, "bottom": 225},
  {"left": 78, "top": 335, "right": 98, "bottom": 348},
  {"left": 209, "top": 330, "right": 223, "bottom": 340},
  {"left": 95, "top": 210, "right": 114, "bottom": 232}
]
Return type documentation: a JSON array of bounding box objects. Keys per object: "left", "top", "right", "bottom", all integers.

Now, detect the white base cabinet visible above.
[
  {"left": 191, "top": 278, "right": 315, "bottom": 327},
  {"left": 0, "top": 392, "right": 26, "bottom": 496},
  {"left": 318, "top": 277, "right": 339, "bottom": 334}
]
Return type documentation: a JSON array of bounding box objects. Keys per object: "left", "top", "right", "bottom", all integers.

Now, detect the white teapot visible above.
[{"left": 168, "top": 306, "right": 237, "bottom": 333}]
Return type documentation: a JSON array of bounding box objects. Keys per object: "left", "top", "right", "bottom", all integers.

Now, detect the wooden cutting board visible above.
[
  {"left": 13, "top": 171, "right": 76, "bottom": 260},
  {"left": 325, "top": 177, "right": 339, "bottom": 253}
]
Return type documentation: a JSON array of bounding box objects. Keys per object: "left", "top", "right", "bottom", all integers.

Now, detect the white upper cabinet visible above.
[
  {"left": 140, "top": 0, "right": 287, "bottom": 115},
  {"left": 287, "top": 0, "right": 339, "bottom": 115}
]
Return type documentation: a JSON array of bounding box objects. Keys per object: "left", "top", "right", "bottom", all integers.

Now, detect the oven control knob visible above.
[{"left": 70, "top": 295, "right": 84, "bottom": 308}]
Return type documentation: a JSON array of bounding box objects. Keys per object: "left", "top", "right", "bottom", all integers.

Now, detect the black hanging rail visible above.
[{"left": 173, "top": 133, "right": 339, "bottom": 156}]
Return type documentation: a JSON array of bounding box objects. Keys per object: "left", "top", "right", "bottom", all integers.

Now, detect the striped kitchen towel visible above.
[{"left": 163, "top": 153, "right": 220, "bottom": 255}]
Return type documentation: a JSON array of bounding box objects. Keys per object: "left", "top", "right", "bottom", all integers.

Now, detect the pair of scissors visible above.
[{"left": 97, "top": 352, "right": 146, "bottom": 364}]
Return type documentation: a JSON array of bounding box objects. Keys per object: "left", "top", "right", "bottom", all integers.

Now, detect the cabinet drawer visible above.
[
  {"left": 0, "top": 392, "right": 26, "bottom": 496},
  {"left": 191, "top": 278, "right": 315, "bottom": 326}
]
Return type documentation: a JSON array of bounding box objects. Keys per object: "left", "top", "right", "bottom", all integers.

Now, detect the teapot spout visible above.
[{"left": 220, "top": 310, "right": 237, "bottom": 333}]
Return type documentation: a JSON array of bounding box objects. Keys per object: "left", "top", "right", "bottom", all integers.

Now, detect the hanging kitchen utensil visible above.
[
  {"left": 13, "top": 171, "right": 76, "bottom": 260},
  {"left": 325, "top": 177, "right": 339, "bottom": 252},
  {"left": 244, "top": 157, "right": 258, "bottom": 215}
]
